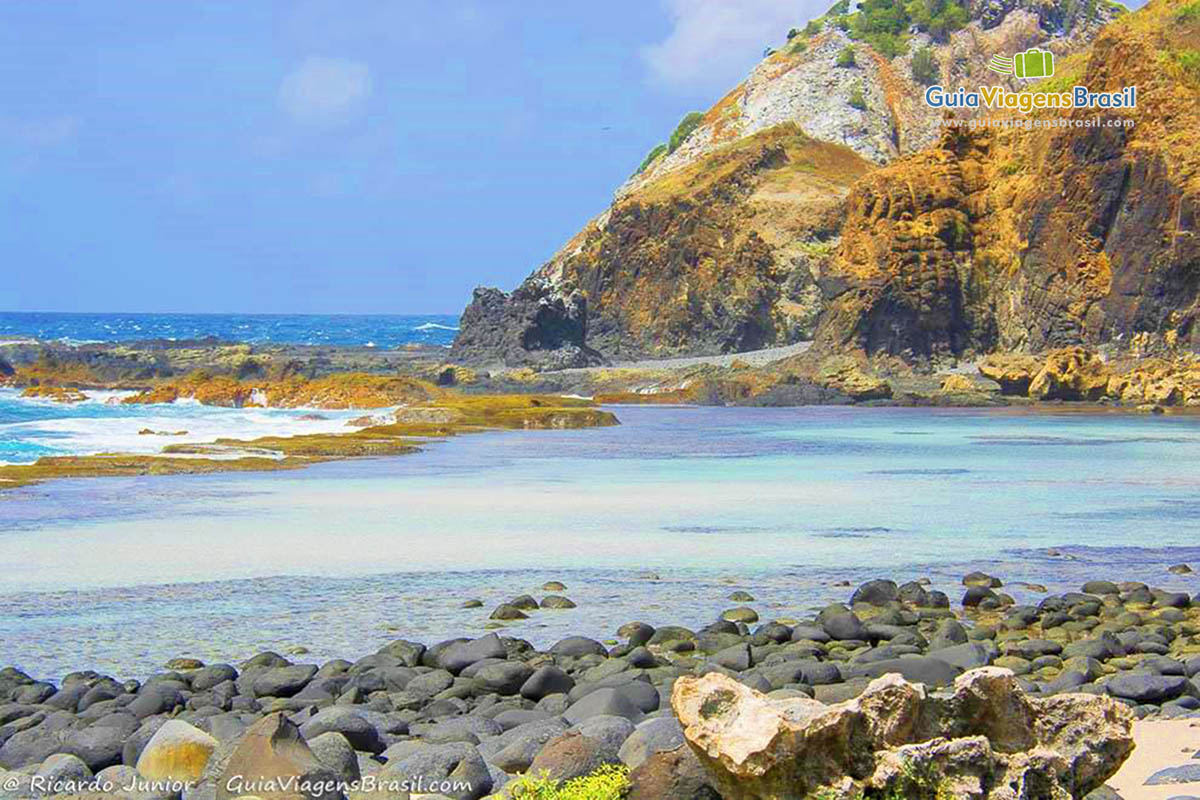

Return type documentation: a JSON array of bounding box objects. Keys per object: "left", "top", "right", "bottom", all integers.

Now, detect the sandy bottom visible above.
[{"left": 1109, "top": 720, "right": 1200, "bottom": 800}]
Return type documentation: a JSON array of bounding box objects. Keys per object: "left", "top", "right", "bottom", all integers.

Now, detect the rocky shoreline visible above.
[{"left": 1, "top": 570, "right": 1197, "bottom": 799}]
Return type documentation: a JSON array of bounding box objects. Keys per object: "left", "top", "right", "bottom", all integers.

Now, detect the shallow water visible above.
[{"left": 2, "top": 405, "right": 1199, "bottom": 681}]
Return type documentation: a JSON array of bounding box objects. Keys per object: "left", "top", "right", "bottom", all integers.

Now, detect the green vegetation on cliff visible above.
[
  {"left": 842, "top": 0, "right": 969, "bottom": 56},
  {"left": 635, "top": 142, "right": 668, "bottom": 175},
  {"left": 668, "top": 111, "right": 705, "bottom": 154},
  {"left": 911, "top": 46, "right": 940, "bottom": 85}
]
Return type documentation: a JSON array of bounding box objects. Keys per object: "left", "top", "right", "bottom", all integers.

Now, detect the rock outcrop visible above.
[
  {"left": 455, "top": 126, "right": 871, "bottom": 363},
  {"left": 672, "top": 668, "right": 1134, "bottom": 800},
  {"left": 448, "top": 278, "right": 602, "bottom": 369},
  {"left": 816, "top": 0, "right": 1200, "bottom": 361}
]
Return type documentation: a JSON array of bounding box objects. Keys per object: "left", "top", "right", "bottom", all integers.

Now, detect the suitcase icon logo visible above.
[{"left": 988, "top": 48, "right": 1054, "bottom": 80}]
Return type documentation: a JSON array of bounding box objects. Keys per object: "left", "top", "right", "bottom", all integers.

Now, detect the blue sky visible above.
[
  {"left": 1, "top": 1, "right": 828, "bottom": 314},
  {"left": 0, "top": 1, "right": 1139, "bottom": 315}
]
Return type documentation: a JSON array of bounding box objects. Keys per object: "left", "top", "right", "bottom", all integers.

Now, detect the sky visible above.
[{"left": 0, "top": 1, "right": 825, "bottom": 315}]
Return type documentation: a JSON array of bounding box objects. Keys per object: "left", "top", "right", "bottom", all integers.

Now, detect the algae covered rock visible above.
[
  {"left": 816, "top": 357, "right": 892, "bottom": 401},
  {"left": 1029, "top": 348, "right": 1111, "bottom": 401}
]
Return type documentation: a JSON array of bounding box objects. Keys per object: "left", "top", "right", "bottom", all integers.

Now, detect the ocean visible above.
[
  {"left": 0, "top": 311, "right": 460, "bottom": 349},
  {"left": 0, "top": 311, "right": 460, "bottom": 463},
  {"left": 2, "top": 405, "right": 1199, "bottom": 680}
]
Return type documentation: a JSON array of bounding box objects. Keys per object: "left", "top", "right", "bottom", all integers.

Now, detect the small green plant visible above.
[
  {"left": 633, "top": 143, "right": 667, "bottom": 176},
  {"left": 805, "top": 19, "right": 824, "bottom": 36},
  {"left": 837, "top": 46, "right": 858, "bottom": 67},
  {"left": 999, "top": 158, "right": 1022, "bottom": 176},
  {"left": 667, "top": 111, "right": 705, "bottom": 154},
  {"left": 1170, "top": 48, "right": 1200, "bottom": 81},
  {"left": 848, "top": 85, "right": 868, "bottom": 110},
  {"left": 910, "top": 46, "right": 939, "bottom": 85},
  {"left": 1176, "top": 0, "right": 1200, "bottom": 22},
  {"left": 789, "top": 37, "right": 810, "bottom": 55},
  {"left": 504, "top": 764, "right": 630, "bottom": 800},
  {"left": 798, "top": 239, "right": 839, "bottom": 259},
  {"left": 788, "top": 26, "right": 802, "bottom": 39}
]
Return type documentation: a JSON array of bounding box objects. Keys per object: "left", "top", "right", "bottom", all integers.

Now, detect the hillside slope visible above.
[
  {"left": 816, "top": 0, "right": 1200, "bottom": 359},
  {"left": 450, "top": 0, "right": 1200, "bottom": 368}
]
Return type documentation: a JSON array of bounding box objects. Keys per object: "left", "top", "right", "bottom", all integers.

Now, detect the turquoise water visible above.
[
  {"left": 0, "top": 311, "right": 459, "bottom": 348},
  {"left": 2, "top": 406, "right": 1199, "bottom": 680}
]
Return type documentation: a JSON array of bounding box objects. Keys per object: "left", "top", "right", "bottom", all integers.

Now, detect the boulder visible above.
[
  {"left": 527, "top": 731, "right": 621, "bottom": 783},
  {"left": 618, "top": 716, "right": 686, "bottom": 770},
  {"left": 306, "top": 732, "right": 360, "bottom": 784},
  {"left": 212, "top": 712, "right": 341, "bottom": 800},
  {"left": 817, "top": 607, "right": 868, "bottom": 642},
  {"left": 439, "top": 633, "right": 508, "bottom": 676},
  {"left": 550, "top": 636, "right": 608, "bottom": 659},
  {"left": 850, "top": 580, "right": 899, "bottom": 607},
  {"left": 135, "top": 719, "right": 218, "bottom": 783},
  {"left": 482, "top": 718, "right": 571, "bottom": 774},
  {"left": 380, "top": 741, "right": 492, "bottom": 800},
  {"left": 564, "top": 688, "right": 645, "bottom": 725},
  {"left": 473, "top": 662, "right": 534, "bottom": 696},
  {"left": 520, "top": 666, "right": 575, "bottom": 701},
  {"left": 1105, "top": 674, "right": 1189, "bottom": 704},
  {"left": 298, "top": 706, "right": 385, "bottom": 754},
  {"left": 627, "top": 744, "right": 721, "bottom": 800},
  {"left": 671, "top": 667, "right": 1134, "bottom": 800}
]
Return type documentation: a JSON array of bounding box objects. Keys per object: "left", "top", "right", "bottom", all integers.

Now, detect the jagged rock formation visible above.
[
  {"left": 451, "top": 0, "right": 1136, "bottom": 367},
  {"left": 448, "top": 278, "right": 603, "bottom": 369},
  {"left": 672, "top": 668, "right": 1134, "bottom": 800},
  {"left": 816, "top": 0, "right": 1200, "bottom": 360}
]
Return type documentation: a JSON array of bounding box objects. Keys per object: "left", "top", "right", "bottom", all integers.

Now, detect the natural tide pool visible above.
[{"left": 2, "top": 405, "right": 1199, "bottom": 680}]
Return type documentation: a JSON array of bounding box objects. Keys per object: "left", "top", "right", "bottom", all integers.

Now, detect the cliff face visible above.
[
  {"left": 452, "top": 0, "right": 1198, "bottom": 367},
  {"left": 546, "top": 126, "right": 872, "bottom": 358},
  {"left": 817, "top": 0, "right": 1200, "bottom": 360}
]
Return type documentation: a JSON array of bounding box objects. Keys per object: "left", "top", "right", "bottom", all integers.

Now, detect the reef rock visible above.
[
  {"left": 1028, "top": 347, "right": 1110, "bottom": 401},
  {"left": 671, "top": 667, "right": 1133, "bottom": 800}
]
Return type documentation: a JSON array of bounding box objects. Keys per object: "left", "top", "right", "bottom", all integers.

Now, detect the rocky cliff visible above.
[
  {"left": 452, "top": 0, "right": 1200, "bottom": 368},
  {"left": 816, "top": 0, "right": 1200, "bottom": 360}
]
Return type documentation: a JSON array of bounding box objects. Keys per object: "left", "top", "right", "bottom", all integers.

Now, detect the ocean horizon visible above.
[{"left": 0, "top": 311, "right": 461, "bottom": 349}]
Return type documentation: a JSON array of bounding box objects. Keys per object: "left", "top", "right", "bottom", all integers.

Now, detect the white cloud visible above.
[
  {"left": 279, "top": 56, "right": 372, "bottom": 125},
  {"left": 643, "top": 0, "right": 825, "bottom": 93}
]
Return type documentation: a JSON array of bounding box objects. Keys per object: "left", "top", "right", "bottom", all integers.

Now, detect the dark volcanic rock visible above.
[
  {"left": 449, "top": 278, "right": 603, "bottom": 369},
  {"left": 1106, "top": 674, "right": 1189, "bottom": 704}
]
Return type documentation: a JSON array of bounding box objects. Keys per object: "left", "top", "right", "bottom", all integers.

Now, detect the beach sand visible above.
[{"left": 1109, "top": 719, "right": 1200, "bottom": 800}]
